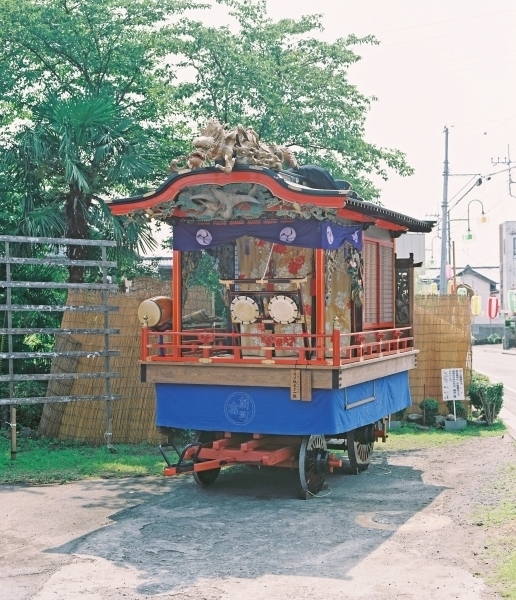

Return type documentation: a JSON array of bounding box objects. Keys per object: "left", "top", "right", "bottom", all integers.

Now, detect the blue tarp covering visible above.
[
  {"left": 155, "top": 371, "right": 411, "bottom": 435},
  {"left": 173, "top": 219, "right": 362, "bottom": 251}
]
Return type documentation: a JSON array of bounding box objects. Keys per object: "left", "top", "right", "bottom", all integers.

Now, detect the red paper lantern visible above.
[{"left": 487, "top": 296, "right": 500, "bottom": 320}]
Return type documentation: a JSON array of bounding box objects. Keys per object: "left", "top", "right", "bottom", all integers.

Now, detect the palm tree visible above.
[{"left": 2, "top": 93, "right": 159, "bottom": 281}]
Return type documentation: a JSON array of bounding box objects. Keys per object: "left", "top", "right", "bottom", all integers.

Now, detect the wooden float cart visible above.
[{"left": 109, "top": 158, "right": 433, "bottom": 498}]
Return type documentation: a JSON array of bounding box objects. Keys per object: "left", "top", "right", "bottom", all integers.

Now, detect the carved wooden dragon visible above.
[{"left": 182, "top": 119, "right": 298, "bottom": 174}]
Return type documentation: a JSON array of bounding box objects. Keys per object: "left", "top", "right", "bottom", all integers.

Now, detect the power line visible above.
[
  {"left": 492, "top": 146, "right": 516, "bottom": 197},
  {"left": 371, "top": 7, "right": 516, "bottom": 36},
  {"left": 357, "top": 45, "right": 516, "bottom": 76},
  {"left": 355, "top": 58, "right": 516, "bottom": 86},
  {"left": 376, "top": 21, "right": 515, "bottom": 49},
  {"left": 359, "top": 35, "right": 516, "bottom": 66}
]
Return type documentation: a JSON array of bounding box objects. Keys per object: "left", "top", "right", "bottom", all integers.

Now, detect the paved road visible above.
[
  {"left": 472, "top": 345, "right": 516, "bottom": 434},
  {"left": 3, "top": 437, "right": 512, "bottom": 600},
  {"left": 0, "top": 346, "right": 513, "bottom": 600}
]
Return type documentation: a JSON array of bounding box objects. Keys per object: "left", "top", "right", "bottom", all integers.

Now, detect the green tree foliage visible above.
[
  {"left": 0, "top": 0, "right": 416, "bottom": 283},
  {"left": 172, "top": 0, "right": 413, "bottom": 200},
  {"left": 0, "top": 0, "right": 196, "bottom": 171},
  {"left": 0, "top": 0, "right": 197, "bottom": 108},
  {"left": 2, "top": 93, "right": 161, "bottom": 280},
  {"left": 0, "top": 0, "right": 200, "bottom": 280}
]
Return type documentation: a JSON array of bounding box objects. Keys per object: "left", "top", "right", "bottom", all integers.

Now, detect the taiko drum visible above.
[{"left": 138, "top": 296, "right": 173, "bottom": 328}]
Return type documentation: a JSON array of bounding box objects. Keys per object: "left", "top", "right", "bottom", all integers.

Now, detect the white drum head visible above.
[
  {"left": 230, "top": 296, "right": 260, "bottom": 324},
  {"left": 138, "top": 298, "right": 162, "bottom": 327},
  {"left": 268, "top": 295, "right": 299, "bottom": 324}
]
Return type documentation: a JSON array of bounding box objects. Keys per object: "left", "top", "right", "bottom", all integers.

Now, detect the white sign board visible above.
[{"left": 441, "top": 368, "right": 465, "bottom": 402}]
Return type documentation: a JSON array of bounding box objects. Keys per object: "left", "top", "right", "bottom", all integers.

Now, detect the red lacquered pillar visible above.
[
  {"left": 315, "top": 249, "right": 326, "bottom": 360},
  {"left": 173, "top": 250, "right": 182, "bottom": 358}
]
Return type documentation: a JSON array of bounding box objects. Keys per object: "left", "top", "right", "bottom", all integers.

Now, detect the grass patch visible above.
[
  {"left": 377, "top": 420, "right": 506, "bottom": 452},
  {"left": 0, "top": 436, "right": 176, "bottom": 485},
  {"left": 497, "top": 550, "right": 516, "bottom": 599},
  {"left": 473, "top": 464, "right": 516, "bottom": 598},
  {"left": 1, "top": 421, "right": 507, "bottom": 484}
]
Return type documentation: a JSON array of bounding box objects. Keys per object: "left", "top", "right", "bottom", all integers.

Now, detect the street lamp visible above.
[
  {"left": 462, "top": 199, "right": 488, "bottom": 243},
  {"left": 439, "top": 125, "right": 492, "bottom": 294},
  {"left": 427, "top": 235, "right": 441, "bottom": 266}
]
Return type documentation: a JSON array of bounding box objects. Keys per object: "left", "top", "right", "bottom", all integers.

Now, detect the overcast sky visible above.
[{"left": 169, "top": 1, "right": 516, "bottom": 272}]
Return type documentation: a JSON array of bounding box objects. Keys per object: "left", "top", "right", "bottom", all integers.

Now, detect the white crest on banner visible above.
[
  {"left": 224, "top": 392, "right": 256, "bottom": 425},
  {"left": 279, "top": 227, "right": 296, "bottom": 243},
  {"left": 196, "top": 229, "right": 213, "bottom": 246}
]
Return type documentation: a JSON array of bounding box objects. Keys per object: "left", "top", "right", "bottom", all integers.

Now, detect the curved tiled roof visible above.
[{"left": 108, "top": 165, "right": 434, "bottom": 234}]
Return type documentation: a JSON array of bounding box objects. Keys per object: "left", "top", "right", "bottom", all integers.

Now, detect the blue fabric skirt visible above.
[{"left": 155, "top": 371, "right": 411, "bottom": 435}]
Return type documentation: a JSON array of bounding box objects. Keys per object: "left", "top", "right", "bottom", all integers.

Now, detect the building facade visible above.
[{"left": 500, "top": 221, "right": 516, "bottom": 311}]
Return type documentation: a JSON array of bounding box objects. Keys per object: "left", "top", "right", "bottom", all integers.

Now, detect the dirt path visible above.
[{"left": 1, "top": 434, "right": 514, "bottom": 600}]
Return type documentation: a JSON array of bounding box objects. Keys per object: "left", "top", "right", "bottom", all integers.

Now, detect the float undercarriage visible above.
[{"left": 159, "top": 426, "right": 387, "bottom": 499}]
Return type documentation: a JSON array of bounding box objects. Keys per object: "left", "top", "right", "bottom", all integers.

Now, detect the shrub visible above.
[
  {"left": 16, "top": 403, "right": 44, "bottom": 430},
  {"left": 469, "top": 371, "right": 504, "bottom": 423},
  {"left": 392, "top": 408, "right": 407, "bottom": 421},
  {"left": 419, "top": 398, "right": 439, "bottom": 424},
  {"left": 446, "top": 400, "right": 467, "bottom": 419},
  {"left": 487, "top": 333, "right": 502, "bottom": 344}
]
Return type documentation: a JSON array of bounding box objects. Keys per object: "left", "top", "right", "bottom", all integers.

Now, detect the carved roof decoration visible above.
[{"left": 109, "top": 165, "right": 434, "bottom": 234}]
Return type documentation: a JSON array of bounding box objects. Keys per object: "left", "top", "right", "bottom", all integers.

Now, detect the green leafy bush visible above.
[
  {"left": 446, "top": 400, "right": 467, "bottom": 419},
  {"left": 469, "top": 371, "right": 504, "bottom": 422},
  {"left": 487, "top": 333, "right": 502, "bottom": 344},
  {"left": 393, "top": 408, "right": 407, "bottom": 421},
  {"left": 419, "top": 398, "right": 439, "bottom": 424}
]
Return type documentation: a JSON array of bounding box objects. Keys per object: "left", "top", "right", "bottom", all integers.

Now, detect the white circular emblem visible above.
[
  {"left": 326, "top": 225, "right": 334, "bottom": 245},
  {"left": 279, "top": 227, "right": 296, "bottom": 243},
  {"left": 195, "top": 229, "right": 212, "bottom": 246},
  {"left": 224, "top": 392, "right": 256, "bottom": 426}
]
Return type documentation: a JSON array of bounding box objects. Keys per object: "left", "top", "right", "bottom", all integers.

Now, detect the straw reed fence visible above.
[
  {"left": 409, "top": 294, "right": 472, "bottom": 414},
  {"left": 39, "top": 278, "right": 213, "bottom": 444},
  {"left": 39, "top": 284, "right": 471, "bottom": 442}
]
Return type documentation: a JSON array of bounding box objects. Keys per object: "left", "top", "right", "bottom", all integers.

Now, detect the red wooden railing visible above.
[{"left": 141, "top": 326, "right": 414, "bottom": 367}]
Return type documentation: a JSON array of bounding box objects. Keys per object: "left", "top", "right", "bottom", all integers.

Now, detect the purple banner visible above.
[{"left": 173, "top": 220, "right": 362, "bottom": 251}]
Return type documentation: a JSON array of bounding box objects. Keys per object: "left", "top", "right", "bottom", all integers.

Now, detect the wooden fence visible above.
[{"left": 40, "top": 286, "right": 472, "bottom": 442}]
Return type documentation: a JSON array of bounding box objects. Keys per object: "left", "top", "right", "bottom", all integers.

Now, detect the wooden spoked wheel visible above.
[
  {"left": 299, "top": 435, "right": 328, "bottom": 498},
  {"left": 347, "top": 425, "right": 375, "bottom": 472},
  {"left": 193, "top": 431, "right": 221, "bottom": 487}
]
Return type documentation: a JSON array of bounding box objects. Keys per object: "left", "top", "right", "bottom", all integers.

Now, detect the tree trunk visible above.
[{"left": 65, "top": 188, "right": 92, "bottom": 283}]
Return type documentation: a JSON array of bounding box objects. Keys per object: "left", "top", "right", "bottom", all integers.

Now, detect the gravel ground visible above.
[{"left": 1, "top": 433, "right": 514, "bottom": 600}]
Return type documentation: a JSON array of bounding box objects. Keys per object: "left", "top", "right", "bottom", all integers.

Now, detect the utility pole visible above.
[
  {"left": 492, "top": 144, "right": 516, "bottom": 198},
  {"left": 440, "top": 126, "right": 449, "bottom": 295}
]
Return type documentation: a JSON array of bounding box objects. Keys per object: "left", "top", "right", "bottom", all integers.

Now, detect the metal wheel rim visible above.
[
  {"left": 193, "top": 431, "right": 221, "bottom": 487},
  {"left": 299, "top": 434, "right": 327, "bottom": 495},
  {"left": 193, "top": 468, "right": 221, "bottom": 486},
  {"left": 347, "top": 427, "right": 374, "bottom": 471}
]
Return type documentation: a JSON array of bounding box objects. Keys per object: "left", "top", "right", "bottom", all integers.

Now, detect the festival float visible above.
[{"left": 109, "top": 120, "right": 433, "bottom": 498}]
